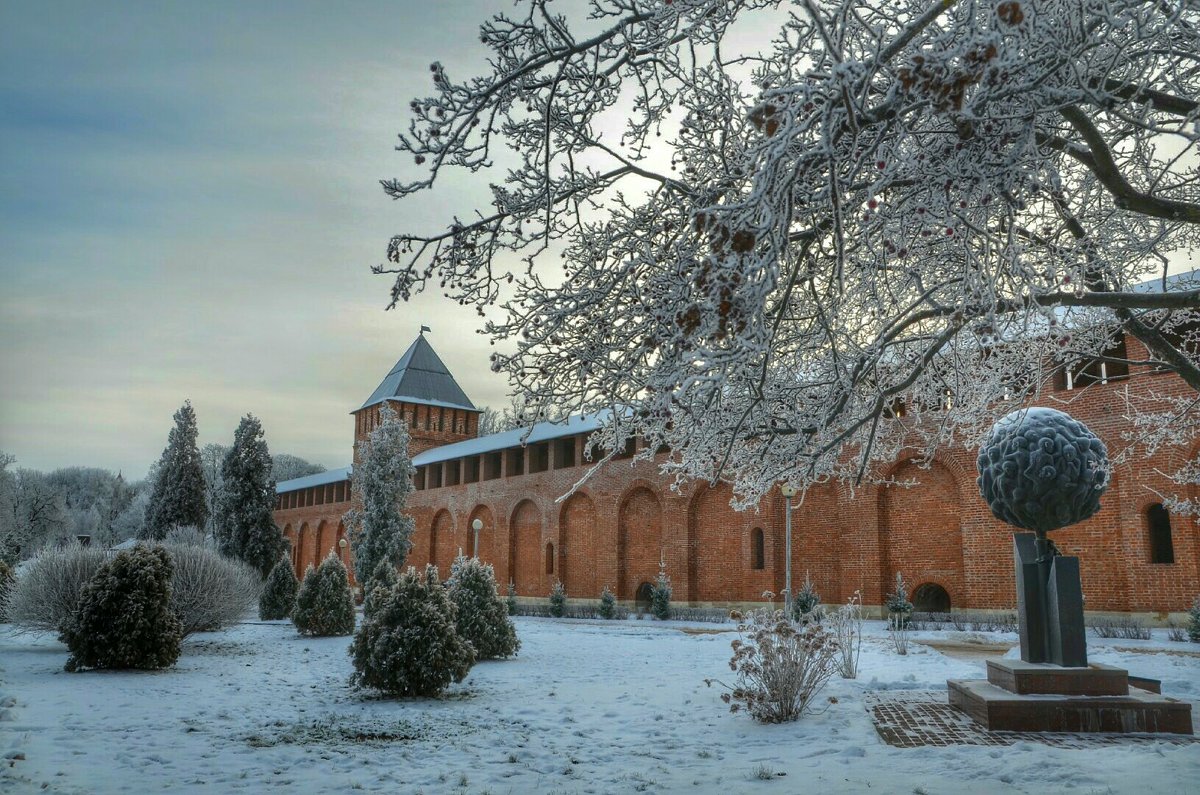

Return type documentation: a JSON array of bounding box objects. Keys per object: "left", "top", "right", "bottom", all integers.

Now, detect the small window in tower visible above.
[
  {"left": 1147, "top": 503, "right": 1175, "bottom": 564},
  {"left": 545, "top": 542, "right": 555, "bottom": 575},
  {"left": 751, "top": 528, "right": 765, "bottom": 570}
]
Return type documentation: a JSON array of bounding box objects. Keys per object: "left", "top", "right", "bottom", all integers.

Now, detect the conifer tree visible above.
[
  {"left": 60, "top": 544, "right": 182, "bottom": 672},
  {"left": 292, "top": 553, "right": 356, "bottom": 637},
  {"left": 1188, "top": 595, "right": 1200, "bottom": 643},
  {"left": 344, "top": 404, "right": 415, "bottom": 592},
  {"left": 598, "top": 585, "right": 616, "bottom": 620},
  {"left": 143, "top": 401, "right": 208, "bottom": 540},
  {"left": 350, "top": 564, "right": 475, "bottom": 697},
  {"left": 447, "top": 555, "right": 519, "bottom": 659},
  {"left": 548, "top": 580, "right": 566, "bottom": 618},
  {"left": 259, "top": 556, "right": 299, "bottom": 620},
  {"left": 216, "top": 414, "right": 285, "bottom": 577},
  {"left": 791, "top": 572, "right": 822, "bottom": 623},
  {"left": 363, "top": 559, "right": 399, "bottom": 618},
  {"left": 651, "top": 570, "right": 672, "bottom": 620}
]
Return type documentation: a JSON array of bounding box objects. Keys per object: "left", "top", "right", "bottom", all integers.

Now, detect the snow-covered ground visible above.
[{"left": 2, "top": 616, "right": 1197, "bottom": 794}]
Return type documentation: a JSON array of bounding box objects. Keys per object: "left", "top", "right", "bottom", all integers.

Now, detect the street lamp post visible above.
[
  {"left": 471, "top": 518, "right": 483, "bottom": 558},
  {"left": 780, "top": 484, "right": 797, "bottom": 617}
]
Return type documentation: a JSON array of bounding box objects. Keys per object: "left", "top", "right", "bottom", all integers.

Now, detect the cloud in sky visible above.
[{"left": 0, "top": 0, "right": 516, "bottom": 478}]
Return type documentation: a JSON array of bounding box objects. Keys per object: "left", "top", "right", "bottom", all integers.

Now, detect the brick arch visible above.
[
  {"left": 316, "top": 520, "right": 335, "bottom": 565},
  {"left": 878, "top": 459, "right": 964, "bottom": 607},
  {"left": 430, "top": 509, "right": 457, "bottom": 579},
  {"left": 282, "top": 524, "right": 295, "bottom": 567},
  {"left": 510, "top": 499, "right": 542, "bottom": 596},
  {"left": 335, "top": 521, "right": 352, "bottom": 582},
  {"left": 466, "top": 504, "right": 496, "bottom": 565},
  {"left": 617, "top": 485, "right": 663, "bottom": 600},
  {"left": 559, "top": 491, "right": 598, "bottom": 598},
  {"left": 297, "top": 522, "right": 316, "bottom": 579},
  {"left": 787, "top": 483, "right": 842, "bottom": 604},
  {"left": 687, "top": 482, "right": 746, "bottom": 602}
]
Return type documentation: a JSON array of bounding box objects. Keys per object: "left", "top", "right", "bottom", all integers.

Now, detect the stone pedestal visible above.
[{"left": 949, "top": 658, "right": 1193, "bottom": 735}]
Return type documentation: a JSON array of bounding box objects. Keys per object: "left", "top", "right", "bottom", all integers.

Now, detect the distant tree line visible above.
[{"left": 0, "top": 403, "right": 324, "bottom": 564}]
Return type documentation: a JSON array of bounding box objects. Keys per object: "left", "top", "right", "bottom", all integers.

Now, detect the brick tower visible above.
[{"left": 351, "top": 332, "right": 480, "bottom": 462}]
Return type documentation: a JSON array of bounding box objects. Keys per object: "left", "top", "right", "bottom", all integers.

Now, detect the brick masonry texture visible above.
[{"left": 274, "top": 335, "right": 1199, "bottom": 613}]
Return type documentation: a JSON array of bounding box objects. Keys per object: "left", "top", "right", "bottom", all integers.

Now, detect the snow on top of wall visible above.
[
  {"left": 276, "top": 466, "right": 352, "bottom": 494},
  {"left": 410, "top": 410, "right": 615, "bottom": 467}
]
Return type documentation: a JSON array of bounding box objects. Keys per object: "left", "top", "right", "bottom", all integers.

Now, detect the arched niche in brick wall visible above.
[
  {"left": 510, "top": 500, "right": 543, "bottom": 596},
  {"left": 282, "top": 524, "right": 294, "bottom": 568},
  {"left": 297, "top": 522, "right": 315, "bottom": 579},
  {"left": 316, "top": 520, "right": 334, "bottom": 566},
  {"left": 878, "top": 459, "right": 964, "bottom": 608},
  {"left": 559, "top": 492, "right": 598, "bottom": 599},
  {"left": 617, "top": 486, "right": 663, "bottom": 601},
  {"left": 687, "top": 481, "right": 748, "bottom": 603},
  {"left": 335, "top": 521, "right": 351, "bottom": 582},
  {"left": 467, "top": 504, "right": 495, "bottom": 565},
  {"left": 430, "top": 509, "right": 456, "bottom": 580}
]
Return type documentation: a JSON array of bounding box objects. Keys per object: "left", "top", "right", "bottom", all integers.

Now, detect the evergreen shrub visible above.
[
  {"left": 791, "top": 572, "right": 822, "bottom": 622},
  {"left": 363, "top": 560, "right": 399, "bottom": 618},
  {"left": 598, "top": 585, "right": 616, "bottom": 620},
  {"left": 350, "top": 564, "right": 476, "bottom": 697},
  {"left": 1188, "top": 595, "right": 1200, "bottom": 643},
  {"left": 447, "top": 556, "right": 519, "bottom": 659},
  {"left": 651, "top": 571, "right": 672, "bottom": 620},
  {"left": 549, "top": 580, "right": 567, "bottom": 618},
  {"left": 259, "top": 557, "right": 299, "bottom": 620},
  {"left": 60, "top": 544, "right": 182, "bottom": 672},
  {"left": 0, "top": 560, "right": 13, "bottom": 622},
  {"left": 292, "top": 553, "right": 356, "bottom": 637}
]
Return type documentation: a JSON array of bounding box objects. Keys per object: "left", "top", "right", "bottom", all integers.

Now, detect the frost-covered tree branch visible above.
[{"left": 378, "top": 0, "right": 1200, "bottom": 505}]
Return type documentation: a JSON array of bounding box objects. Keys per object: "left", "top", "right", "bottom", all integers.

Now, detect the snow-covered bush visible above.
[
  {"left": 791, "top": 572, "right": 822, "bottom": 623},
  {"left": 164, "top": 524, "right": 211, "bottom": 548},
  {"left": 1188, "top": 596, "right": 1200, "bottom": 643},
  {"left": 829, "top": 591, "right": 863, "bottom": 679},
  {"left": 707, "top": 609, "right": 838, "bottom": 723},
  {"left": 292, "top": 553, "right": 355, "bottom": 637},
  {"left": 506, "top": 581, "right": 517, "bottom": 615},
  {"left": 548, "top": 580, "right": 566, "bottom": 618},
  {"left": 886, "top": 573, "right": 912, "bottom": 654},
  {"left": 349, "top": 564, "right": 476, "bottom": 697},
  {"left": 447, "top": 555, "right": 519, "bottom": 659},
  {"left": 7, "top": 543, "right": 108, "bottom": 632},
  {"left": 0, "top": 560, "right": 13, "bottom": 622},
  {"left": 363, "top": 560, "right": 399, "bottom": 618},
  {"left": 598, "top": 585, "right": 616, "bottom": 620},
  {"left": 161, "top": 541, "right": 259, "bottom": 636},
  {"left": 259, "top": 557, "right": 299, "bottom": 620},
  {"left": 60, "top": 544, "right": 182, "bottom": 672},
  {"left": 651, "top": 570, "right": 671, "bottom": 620}
]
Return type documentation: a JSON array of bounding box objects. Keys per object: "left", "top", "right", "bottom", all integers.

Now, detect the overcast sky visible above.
[{"left": 0, "top": 1, "right": 518, "bottom": 479}]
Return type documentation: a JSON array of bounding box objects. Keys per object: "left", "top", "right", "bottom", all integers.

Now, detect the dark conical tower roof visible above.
[{"left": 358, "top": 334, "right": 477, "bottom": 412}]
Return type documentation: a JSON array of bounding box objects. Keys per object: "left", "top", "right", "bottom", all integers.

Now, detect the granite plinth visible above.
[
  {"left": 948, "top": 679, "right": 1193, "bottom": 734},
  {"left": 985, "top": 659, "right": 1128, "bottom": 696}
]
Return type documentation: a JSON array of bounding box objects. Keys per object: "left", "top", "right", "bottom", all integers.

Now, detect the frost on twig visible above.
[{"left": 379, "top": 0, "right": 1200, "bottom": 508}]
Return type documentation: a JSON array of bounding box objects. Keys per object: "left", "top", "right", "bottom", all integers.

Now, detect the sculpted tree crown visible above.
[
  {"left": 378, "top": 0, "right": 1200, "bottom": 505},
  {"left": 977, "top": 408, "right": 1109, "bottom": 533}
]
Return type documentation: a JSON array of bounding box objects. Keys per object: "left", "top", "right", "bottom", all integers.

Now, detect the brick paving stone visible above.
[{"left": 866, "top": 691, "right": 1200, "bottom": 749}]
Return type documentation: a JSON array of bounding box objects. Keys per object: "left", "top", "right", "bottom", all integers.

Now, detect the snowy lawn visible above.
[{"left": 2, "top": 616, "right": 1198, "bottom": 794}]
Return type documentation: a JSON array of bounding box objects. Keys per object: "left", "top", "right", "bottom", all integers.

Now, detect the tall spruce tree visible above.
[
  {"left": 143, "top": 401, "right": 208, "bottom": 540},
  {"left": 216, "top": 414, "right": 285, "bottom": 578},
  {"left": 343, "top": 404, "right": 414, "bottom": 591}
]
